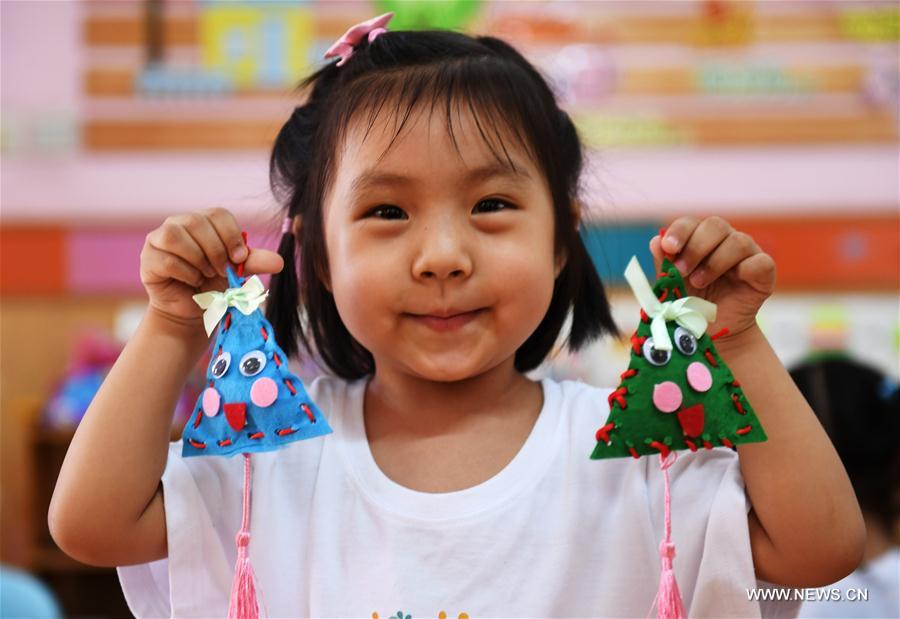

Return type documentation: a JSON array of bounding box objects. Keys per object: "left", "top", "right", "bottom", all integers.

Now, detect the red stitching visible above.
[
  {"left": 658, "top": 288, "right": 669, "bottom": 302},
  {"left": 301, "top": 403, "right": 316, "bottom": 423},
  {"left": 736, "top": 425, "right": 752, "bottom": 435},
  {"left": 217, "top": 438, "right": 232, "bottom": 447},
  {"left": 224, "top": 312, "right": 231, "bottom": 332},
  {"left": 631, "top": 333, "right": 647, "bottom": 355},
  {"left": 731, "top": 379, "right": 741, "bottom": 388},
  {"left": 192, "top": 408, "right": 202, "bottom": 429},
  {"left": 260, "top": 327, "right": 268, "bottom": 341},
  {"left": 732, "top": 393, "right": 746, "bottom": 414},
  {"left": 608, "top": 387, "right": 628, "bottom": 410},
  {"left": 621, "top": 368, "right": 638, "bottom": 380},
  {"left": 702, "top": 440, "right": 713, "bottom": 450},
  {"left": 248, "top": 431, "right": 265, "bottom": 440},
  {"left": 721, "top": 437, "right": 734, "bottom": 448},
  {"left": 673, "top": 287, "right": 682, "bottom": 298},
  {"left": 649, "top": 440, "right": 670, "bottom": 458},
  {"left": 273, "top": 353, "right": 282, "bottom": 367},
  {"left": 188, "top": 438, "right": 206, "bottom": 449},
  {"left": 704, "top": 349, "right": 718, "bottom": 367},
  {"left": 684, "top": 439, "right": 698, "bottom": 451},
  {"left": 595, "top": 422, "right": 615, "bottom": 444},
  {"left": 276, "top": 427, "right": 296, "bottom": 436},
  {"left": 284, "top": 379, "right": 297, "bottom": 396},
  {"left": 640, "top": 309, "right": 650, "bottom": 324},
  {"left": 710, "top": 328, "right": 730, "bottom": 341},
  {"left": 628, "top": 447, "right": 640, "bottom": 459}
]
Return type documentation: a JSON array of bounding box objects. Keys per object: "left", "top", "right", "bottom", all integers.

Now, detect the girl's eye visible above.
[
  {"left": 366, "top": 205, "right": 407, "bottom": 220},
  {"left": 474, "top": 198, "right": 514, "bottom": 213}
]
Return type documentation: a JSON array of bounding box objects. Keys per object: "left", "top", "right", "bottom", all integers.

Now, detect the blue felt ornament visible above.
[{"left": 182, "top": 240, "right": 332, "bottom": 619}]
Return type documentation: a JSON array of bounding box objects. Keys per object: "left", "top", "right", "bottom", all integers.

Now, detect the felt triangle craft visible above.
[
  {"left": 178, "top": 244, "right": 333, "bottom": 618},
  {"left": 590, "top": 247, "right": 768, "bottom": 619},
  {"left": 182, "top": 263, "right": 333, "bottom": 458},
  {"left": 592, "top": 255, "right": 767, "bottom": 461}
]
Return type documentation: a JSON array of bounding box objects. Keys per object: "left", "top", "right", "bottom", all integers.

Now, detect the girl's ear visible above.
[
  {"left": 291, "top": 215, "right": 303, "bottom": 238},
  {"left": 555, "top": 250, "right": 568, "bottom": 279}
]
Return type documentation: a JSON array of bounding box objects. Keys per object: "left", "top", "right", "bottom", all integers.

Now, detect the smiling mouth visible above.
[{"left": 408, "top": 308, "right": 485, "bottom": 332}]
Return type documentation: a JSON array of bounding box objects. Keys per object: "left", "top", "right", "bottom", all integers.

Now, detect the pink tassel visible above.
[
  {"left": 652, "top": 452, "right": 686, "bottom": 619},
  {"left": 228, "top": 453, "right": 262, "bottom": 619}
]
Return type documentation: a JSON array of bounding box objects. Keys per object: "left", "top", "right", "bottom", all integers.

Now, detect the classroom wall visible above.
[{"left": 1, "top": 1, "right": 898, "bottom": 614}]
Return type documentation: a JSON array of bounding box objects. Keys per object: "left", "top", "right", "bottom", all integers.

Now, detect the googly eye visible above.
[
  {"left": 239, "top": 350, "right": 267, "bottom": 377},
  {"left": 642, "top": 337, "right": 672, "bottom": 366},
  {"left": 211, "top": 351, "right": 231, "bottom": 378},
  {"left": 674, "top": 326, "right": 698, "bottom": 356}
]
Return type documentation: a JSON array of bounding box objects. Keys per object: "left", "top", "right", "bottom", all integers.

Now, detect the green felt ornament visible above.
[{"left": 592, "top": 255, "right": 767, "bottom": 460}]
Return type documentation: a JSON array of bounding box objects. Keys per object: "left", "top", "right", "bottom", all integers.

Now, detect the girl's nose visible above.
[{"left": 412, "top": 226, "right": 473, "bottom": 280}]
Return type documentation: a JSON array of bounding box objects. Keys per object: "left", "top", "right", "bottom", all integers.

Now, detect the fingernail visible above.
[
  {"left": 233, "top": 245, "right": 247, "bottom": 261},
  {"left": 663, "top": 235, "right": 680, "bottom": 252},
  {"left": 690, "top": 269, "right": 705, "bottom": 286},
  {"left": 674, "top": 259, "right": 688, "bottom": 274}
]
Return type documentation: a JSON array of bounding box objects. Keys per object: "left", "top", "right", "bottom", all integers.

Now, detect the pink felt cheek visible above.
[
  {"left": 250, "top": 377, "right": 278, "bottom": 407},
  {"left": 686, "top": 361, "right": 713, "bottom": 392},
  {"left": 653, "top": 381, "right": 683, "bottom": 413},
  {"left": 202, "top": 388, "right": 220, "bottom": 417}
]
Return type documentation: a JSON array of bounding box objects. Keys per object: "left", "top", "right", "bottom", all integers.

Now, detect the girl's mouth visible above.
[{"left": 408, "top": 308, "right": 485, "bottom": 332}]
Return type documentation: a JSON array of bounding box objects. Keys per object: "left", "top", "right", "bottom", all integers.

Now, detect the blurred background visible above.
[{"left": 1, "top": 0, "right": 898, "bottom": 616}]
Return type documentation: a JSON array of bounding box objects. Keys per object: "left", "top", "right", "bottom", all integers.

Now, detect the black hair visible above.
[
  {"left": 266, "top": 28, "right": 621, "bottom": 379},
  {"left": 788, "top": 355, "right": 900, "bottom": 532}
]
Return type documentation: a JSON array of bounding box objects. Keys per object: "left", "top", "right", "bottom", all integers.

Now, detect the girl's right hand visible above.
[{"left": 140, "top": 208, "right": 285, "bottom": 328}]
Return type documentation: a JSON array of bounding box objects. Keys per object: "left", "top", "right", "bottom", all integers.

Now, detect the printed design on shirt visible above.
[{"left": 371, "top": 610, "right": 469, "bottom": 619}]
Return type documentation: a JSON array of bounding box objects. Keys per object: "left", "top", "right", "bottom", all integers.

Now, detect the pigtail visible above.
[
  {"left": 265, "top": 67, "right": 337, "bottom": 362},
  {"left": 554, "top": 109, "right": 620, "bottom": 355}
]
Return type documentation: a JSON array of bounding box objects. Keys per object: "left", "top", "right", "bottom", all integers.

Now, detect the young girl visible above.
[{"left": 50, "top": 17, "right": 864, "bottom": 618}]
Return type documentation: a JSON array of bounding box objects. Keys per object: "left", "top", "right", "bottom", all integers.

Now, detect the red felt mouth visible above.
[
  {"left": 677, "top": 403, "right": 705, "bottom": 438},
  {"left": 223, "top": 402, "right": 247, "bottom": 432}
]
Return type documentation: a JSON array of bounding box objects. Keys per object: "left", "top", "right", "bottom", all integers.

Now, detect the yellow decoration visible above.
[{"left": 200, "top": 4, "right": 314, "bottom": 90}]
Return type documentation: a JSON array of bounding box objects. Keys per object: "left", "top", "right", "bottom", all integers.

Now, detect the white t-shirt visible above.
[
  {"left": 797, "top": 547, "right": 899, "bottom": 618},
  {"left": 117, "top": 375, "right": 800, "bottom": 618}
]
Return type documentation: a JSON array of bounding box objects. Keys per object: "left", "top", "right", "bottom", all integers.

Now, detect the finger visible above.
[
  {"left": 732, "top": 252, "right": 777, "bottom": 295},
  {"left": 660, "top": 217, "right": 701, "bottom": 257},
  {"left": 147, "top": 221, "right": 216, "bottom": 279},
  {"left": 241, "top": 248, "right": 285, "bottom": 276},
  {"left": 670, "top": 216, "right": 732, "bottom": 279},
  {"left": 649, "top": 235, "right": 664, "bottom": 275},
  {"left": 142, "top": 247, "right": 206, "bottom": 288},
  {"left": 169, "top": 215, "right": 221, "bottom": 278},
  {"left": 687, "top": 231, "right": 760, "bottom": 289},
  {"left": 204, "top": 208, "right": 247, "bottom": 269}
]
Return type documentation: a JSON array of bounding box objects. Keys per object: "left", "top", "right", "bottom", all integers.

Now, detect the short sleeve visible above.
[
  {"left": 116, "top": 440, "right": 238, "bottom": 618},
  {"left": 679, "top": 447, "right": 802, "bottom": 619},
  {"left": 116, "top": 374, "right": 335, "bottom": 618}
]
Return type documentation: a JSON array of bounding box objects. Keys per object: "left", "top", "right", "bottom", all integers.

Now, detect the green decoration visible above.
[
  {"left": 374, "top": 0, "right": 482, "bottom": 31},
  {"left": 591, "top": 255, "right": 768, "bottom": 461}
]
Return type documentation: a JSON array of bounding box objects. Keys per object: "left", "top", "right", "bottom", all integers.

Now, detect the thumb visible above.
[{"left": 242, "top": 248, "right": 285, "bottom": 276}]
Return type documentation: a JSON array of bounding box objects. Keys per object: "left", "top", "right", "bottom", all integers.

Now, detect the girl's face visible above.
[{"left": 322, "top": 105, "right": 563, "bottom": 382}]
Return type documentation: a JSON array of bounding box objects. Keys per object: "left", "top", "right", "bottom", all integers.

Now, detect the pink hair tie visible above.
[
  {"left": 323, "top": 12, "right": 394, "bottom": 68},
  {"left": 281, "top": 216, "right": 293, "bottom": 234}
]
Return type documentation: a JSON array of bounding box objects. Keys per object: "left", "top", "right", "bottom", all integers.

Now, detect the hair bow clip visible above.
[{"left": 323, "top": 12, "right": 394, "bottom": 67}]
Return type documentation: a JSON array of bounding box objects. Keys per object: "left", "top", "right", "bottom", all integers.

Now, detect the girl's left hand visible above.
[{"left": 648, "top": 216, "right": 777, "bottom": 343}]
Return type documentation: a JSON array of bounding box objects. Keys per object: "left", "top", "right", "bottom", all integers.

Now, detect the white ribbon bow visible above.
[
  {"left": 624, "top": 256, "right": 717, "bottom": 351},
  {"left": 192, "top": 275, "right": 269, "bottom": 337}
]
